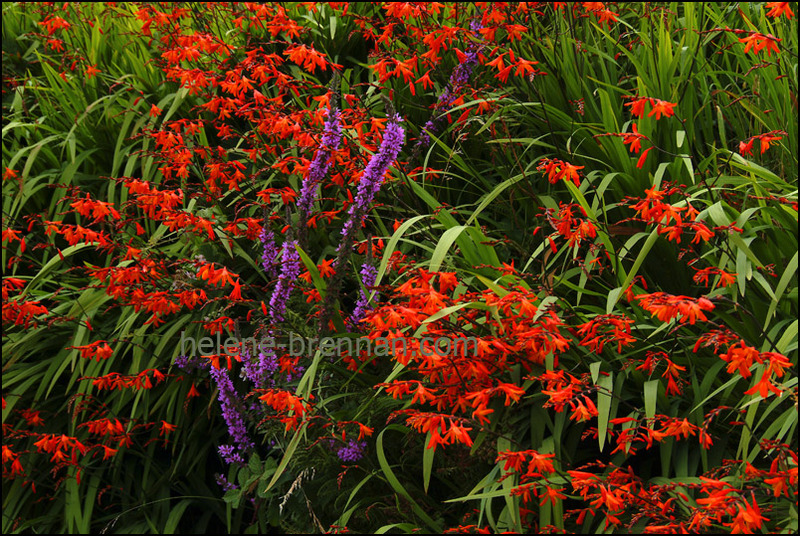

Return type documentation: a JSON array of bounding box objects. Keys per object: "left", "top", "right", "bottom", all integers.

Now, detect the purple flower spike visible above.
[
  {"left": 317, "top": 113, "right": 405, "bottom": 334},
  {"left": 256, "top": 346, "right": 279, "bottom": 387},
  {"left": 174, "top": 354, "right": 209, "bottom": 372},
  {"left": 210, "top": 365, "right": 254, "bottom": 458},
  {"left": 415, "top": 21, "right": 483, "bottom": 150},
  {"left": 259, "top": 226, "right": 279, "bottom": 278},
  {"left": 349, "top": 263, "right": 378, "bottom": 328},
  {"left": 218, "top": 444, "right": 245, "bottom": 466},
  {"left": 269, "top": 240, "right": 301, "bottom": 323},
  {"left": 337, "top": 440, "right": 366, "bottom": 462},
  {"left": 298, "top": 107, "right": 343, "bottom": 217},
  {"left": 337, "top": 118, "right": 405, "bottom": 261},
  {"left": 215, "top": 473, "right": 238, "bottom": 492}
]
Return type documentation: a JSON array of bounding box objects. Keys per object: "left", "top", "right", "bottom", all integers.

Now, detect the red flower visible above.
[
  {"left": 101, "top": 445, "right": 118, "bottom": 460},
  {"left": 765, "top": 2, "right": 794, "bottom": 18},
  {"left": 622, "top": 123, "right": 645, "bottom": 154},
  {"left": 739, "top": 32, "right": 781, "bottom": 56},
  {"left": 230, "top": 278, "right": 242, "bottom": 300},
  {"left": 159, "top": 421, "right": 177, "bottom": 437},
  {"left": 85, "top": 64, "right": 101, "bottom": 79},
  {"left": 726, "top": 496, "right": 769, "bottom": 533},
  {"left": 635, "top": 292, "right": 715, "bottom": 324},
  {"left": 537, "top": 158, "right": 584, "bottom": 187},
  {"left": 636, "top": 146, "right": 653, "bottom": 169},
  {"left": 647, "top": 99, "right": 676, "bottom": 120},
  {"left": 758, "top": 131, "right": 783, "bottom": 154},
  {"left": 625, "top": 96, "right": 649, "bottom": 118}
]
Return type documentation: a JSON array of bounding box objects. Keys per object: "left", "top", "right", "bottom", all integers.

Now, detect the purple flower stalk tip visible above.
[
  {"left": 298, "top": 107, "right": 343, "bottom": 216},
  {"left": 210, "top": 366, "right": 254, "bottom": 457},
  {"left": 337, "top": 118, "right": 405, "bottom": 259},
  {"left": 416, "top": 21, "right": 483, "bottom": 149},
  {"left": 218, "top": 444, "right": 245, "bottom": 466}
]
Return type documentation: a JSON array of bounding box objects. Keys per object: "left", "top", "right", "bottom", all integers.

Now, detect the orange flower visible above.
[
  {"left": 444, "top": 421, "right": 473, "bottom": 447},
  {"left": 744, "top": 370, "right": 783, "bottom": 398},
  {"left": 540, "top": 486, "right": 567, "bottom": 506},
  {"left": 622, "top": 123, "right": 645, "bottom": 153},
  {"left": 647, "top": 99, "right": 677, "bottom": 120},
  {"left": 85, "top": 64, "right": 101, "bottom": 79},
  {"left": 718, "top": 341, "right": 762, "bottom": 378},
  {"left": 739, "top": 32, "right": 781, "bottom": 56},
  {"left": 692, "top": 267, "right": 737, "bottom": 289},
  {"left": 739, "top": 138, "right": 755, "bottom": 156},
  {"left": 726, "top": 496, "right": 769, "bottom": 533},
  {"left": 765, "top": 2, "right": 794, "bottom": 18},
  {"left": 758, "top": 131, "right": 783, "bottom": 153},
  {"left": 159, "top": 421, "right": 177, "bottom": 436},
  {"left": 569, "top": 398, "right": 598, "bottom": 422},
  {"left": 10, "top": 457, "right": 24, "bottom": 477},
  {"left": 537, "top": 158, "right": 584, "bottom": 186},
  {"left": 356, "top": 422, "right": 373, "bottom": 441},
  {"left": 763, "top": 475, "right": 790, "bottom": 498},
  {"left": 230, "top": 278, "right": 242, "bottom": 300},
  {"left": 594, "top": 8, "right": 618, "bottom": 28},
  {"left": 661, "top": 418, "right": 697, "bottom": 440},
  {"left": 636, "top": 146, "right": 653, "bottom": 168},
  {"left": 635, "top": 292, "right": 715, "bottom": 324},
  {"left": 2, "top": 445, "right": 16, "bottom": 463},
  {"left": 101, "top": 445, "right": 118, "bottom": 460},
  {"left": 625, "top": 96, "right": 649, "bottom": 118}
]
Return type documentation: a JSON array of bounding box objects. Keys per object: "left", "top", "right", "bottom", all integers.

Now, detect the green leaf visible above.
[
  {"left": 612, "top": 228, "right": 660, "bottom": 309},
  {"left": 596, "top": 372, "right": 614, "bottom": 451},
  {"left": 644, "top": 380, "right": 659, "bottom": 422},
  {"left": 428, "top": 225, "right": 467, "bottom": 272},
  {"left": 163, "top": 500, "right": 193, "bottom": 534},
  {"left": 765, "top": 251, "right": 797, "bottom": 331},
  {"left": 263, "top": 423, "right": 306, "bottom": 494},
  {"left": 374, "top": 215, "right": 428, "bottom": 287},
  {"left": 376, "top": 425, "right": 440, "bottom": 532},
  {"left": 422, "top": 432, "right": 434, "bottom": 494}
]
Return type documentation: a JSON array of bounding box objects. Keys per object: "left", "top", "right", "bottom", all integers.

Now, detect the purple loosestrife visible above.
[
  {"left": 298, "top": 106, "right": 343, "bottom": 246},
  {"left": 259, "top": 226, "right": 279, "bottom": 278},
  {"left": 178, "top": 354, "right": 253, "bottom": 463},
  {"left": 285, "top": 364, "right": 305, "bottom": 383},
  {"left": 337, "top": 117, "right": 406, "bottom": 261},
  {"left": 298, "top": 107, "right": 342, "bottom": 214},
  {"left": 269, "top": 240, "right": 301, "bottom": 323},
  {"left": 174, "top": 354, "right": 209, "bottom": 372},
  {"left": 415, "top": 21, "right": 483, "bottom": 152},
  {"left": 240, "top": 345, "right": 258, "bottom": 383},
  {"left": 255, "top": 345, "right": 279, "bottom": 387},
  {"left": 218, "top": 444, "right": 244, "bottom": 465},
  {"left": 215, "top": 473, "right": 238, "bottom": 492},
  {"left": 240, "top": 345, "right": 272, "bottom": 387},
  {"left": 348, "top": 262, "right": 378, "bottom": 329},
  {"left": 209, "top": 364, "right": 254, "bottom": 460},
  {"left": 317, "top": 115, "right": 405, "bottom": 334},
  {"left": 337, "top": 440, "right": 366, "bottom": 462}
]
